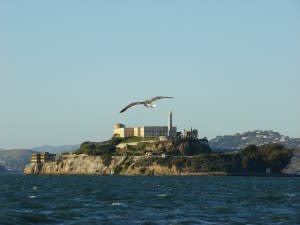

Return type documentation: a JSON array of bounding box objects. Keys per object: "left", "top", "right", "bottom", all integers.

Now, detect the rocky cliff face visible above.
[
  {"left": 24, "top": 154, "right": 172, "bottom": 175},
  {"left": 24, "top": 151, "right": 298, "bottom": 176},
  {"left": 23, "top": 154, "right": 225, "bottom": 176}
]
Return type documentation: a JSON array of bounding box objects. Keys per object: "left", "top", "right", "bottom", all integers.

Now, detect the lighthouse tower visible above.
[{"left": 168, "top": 111, "right": 173, "bottom": 137}]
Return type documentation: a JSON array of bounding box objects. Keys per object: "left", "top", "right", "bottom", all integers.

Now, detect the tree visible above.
[
  {"left": 241, "top": 144, "right": 264, "bottom": 172},
  {"left": 259, "top": 143, "right": 292, "bottom": 172}
]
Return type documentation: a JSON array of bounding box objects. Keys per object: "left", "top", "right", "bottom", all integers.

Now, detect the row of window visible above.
[{"left": 144, "top": 129, "right": 168, "bottom": 134}]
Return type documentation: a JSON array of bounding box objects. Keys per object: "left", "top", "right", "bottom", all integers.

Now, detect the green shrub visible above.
[
  {"left": 101, "top": 154, "right": 112, "bottom": 166},
  {"left": 123, "top": 159, "right": 133, "bottom": 169},
  {"left": 172, "top": 157, "right": 186, "bottom": 169},
  {"left": 239, "top": 143, "right": 292, "bottom": 173},
  {"left": 139, "top": 167, "right": 146, "bottom": 174},
  {"left": 156, "top": 157, "right": 169, "bottom": 167},
  {"left": 74, "top": 137, "right": 123, "bottom": 156},
  {"left": 114, "top": 165, "right": 122, "bottom": 175}
]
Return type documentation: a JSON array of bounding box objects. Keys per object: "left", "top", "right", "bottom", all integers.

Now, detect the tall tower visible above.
[{"left": 168, "top": 111, "right": 173, "bottom": 137}]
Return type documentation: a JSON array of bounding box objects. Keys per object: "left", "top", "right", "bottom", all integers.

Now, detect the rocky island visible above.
[
  {"left": 24, "top": 135, "right": 212, "bottom": 175},
  {"left": 24, "top": 136, "right": 293, "bottom": 176},
  {"left": 23, "top": 113, "right": 296, "bottom": 176}
]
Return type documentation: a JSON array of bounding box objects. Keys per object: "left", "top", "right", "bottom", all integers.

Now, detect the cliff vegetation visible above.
[{"left": 74, "top": 136, "right": 212, "bottom": 157}]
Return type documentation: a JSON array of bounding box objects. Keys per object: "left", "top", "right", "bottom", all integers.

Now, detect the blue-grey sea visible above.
[{"left": 0, "top": 174, "right": 299, "bottom": 225}]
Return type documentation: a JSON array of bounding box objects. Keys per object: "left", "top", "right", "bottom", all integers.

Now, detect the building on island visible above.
[
  {"left": 113, "top": 112, "right": 177, "bottom": 138},
  {"left": 31, "top": 152, "right": 56, "bottom": 163},
  {"left": 183, "top": 128, "right": 198, "bottom": 139}
]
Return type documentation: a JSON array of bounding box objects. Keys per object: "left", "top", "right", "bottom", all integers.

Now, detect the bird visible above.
[{"left": 120, "top": 96, "right": 174, "bottom": 113}]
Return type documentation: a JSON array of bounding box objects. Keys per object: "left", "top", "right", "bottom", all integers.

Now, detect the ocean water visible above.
[{"left": 0, "top": 174, "right": 299, "bottom": 225}]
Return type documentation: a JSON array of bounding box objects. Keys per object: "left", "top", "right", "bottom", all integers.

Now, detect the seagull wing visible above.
[
  {"left": 149, "top": 96, "right": 174, "bottom": 102},
  {"left": 120, "top": 101, "right": 144, "bottom": 113}
]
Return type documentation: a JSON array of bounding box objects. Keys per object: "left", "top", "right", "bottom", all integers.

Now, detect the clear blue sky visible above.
[{"left": 0, "top": 1, "right": 299, "bottom": 149}]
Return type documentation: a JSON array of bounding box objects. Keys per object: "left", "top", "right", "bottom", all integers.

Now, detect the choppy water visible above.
[{"left": 0, "top": 174, "right": 299, "bottom": 225}]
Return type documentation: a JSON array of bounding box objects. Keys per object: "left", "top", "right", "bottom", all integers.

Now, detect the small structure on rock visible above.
[{"left": 31, "top": 152, "right": 56, "bottom": 163}]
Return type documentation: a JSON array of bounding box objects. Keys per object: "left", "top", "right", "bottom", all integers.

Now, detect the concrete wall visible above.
[{"left": 113, "top": 127, "right": 134, "bottom": 137}]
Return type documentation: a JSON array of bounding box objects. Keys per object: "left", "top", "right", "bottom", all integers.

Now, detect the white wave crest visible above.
[
  {"left": 157, "top": 193, "right": 168, "bottom": 197},
  {"left": 112, "top": 202, "right": 127, "bottom": 207}
]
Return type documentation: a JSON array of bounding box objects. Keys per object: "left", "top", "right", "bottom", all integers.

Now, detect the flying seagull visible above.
[{"left": 120, "top": 96, "right": 173, "bottom": 113}]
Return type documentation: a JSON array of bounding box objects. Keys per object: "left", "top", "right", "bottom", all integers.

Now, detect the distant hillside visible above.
[
  {"left": 209, "top": 130, "right": 300, "bottom": 151},
  {"left": 31, "top": 144, "right": 79, "bottom": 154},
  {"left": 0, "top": 145, "right": 79, "bottom": 172},
  {"left": 0, "top": 149, "right": 37, "bottom": 172}
]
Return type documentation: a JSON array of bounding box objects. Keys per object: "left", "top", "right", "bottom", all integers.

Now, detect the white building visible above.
[{"left": 113, "top": 112, "right": 176, "bottom": 138}]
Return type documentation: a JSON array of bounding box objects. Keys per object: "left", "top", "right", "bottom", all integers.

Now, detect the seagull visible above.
[{"left": 120, "top": 96, "right": 174, "bottom": 113}]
